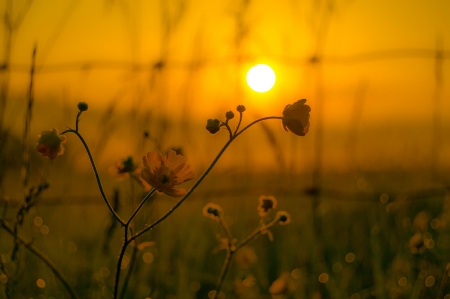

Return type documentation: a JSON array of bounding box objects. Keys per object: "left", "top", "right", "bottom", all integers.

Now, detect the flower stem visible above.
[
  {"left": 61, "top": 129, "right": 125, "bottom": 225},
  {"left": 130, "top": 116, "right": 283, "bottom": 242},
  {"left": 126, "top": 189, "right": 156, "bottom": 226}
]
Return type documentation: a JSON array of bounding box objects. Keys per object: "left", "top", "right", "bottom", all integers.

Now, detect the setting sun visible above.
[{"left": 246, "top": 64, "right": 276, "bottom": 93}]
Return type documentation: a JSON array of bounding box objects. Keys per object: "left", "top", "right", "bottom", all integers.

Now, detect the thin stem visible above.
[
  {"left": 131, "top": 116, "right": 283, "bottom": 242},
  {"left": 236, "top": 218, "right": 278, "bottom": 250},
  {"left": 75, "top": 111, "right": 82, "bottom": 132},
  {"left": 114, "top": 227, "right": 129, "bottom": 299},
  {"left": 233, "top": 112, "right": 243, "bottom": 136},
  {"left": 61, "top": 129, "right": 125, "bottom": 225},
  {"left": 1, "top": 220, "right": 79, "bottom": 299},
  {"left": 119, "top": 241, "right": 138, "bottom": 299},
  {"left": 213, "top": 217, "right": 235, "bottom": 299},
  {"left": 131, "top": 137, "right": 233, "bottom": 241},
  {"left": 221, "top": 122, "right": 233, "bottom": 140},
  {"left": 214, "top": 249, "right": 232, "bottom": 299},
  {"left": 126, "top": 189, "right": 156, "bottom": 226},
  {"left": 234, "top": 116, "right": 282, "bottom": 139}
]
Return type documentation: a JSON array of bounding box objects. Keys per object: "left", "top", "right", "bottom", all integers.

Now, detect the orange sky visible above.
[{"left": 1, "top": 0, "right": 450, "bottom": 172}]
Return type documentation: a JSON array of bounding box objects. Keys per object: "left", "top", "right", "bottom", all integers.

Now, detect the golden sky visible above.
[{"left": 1, "top": 0, "right": 450, "bottom": 172}]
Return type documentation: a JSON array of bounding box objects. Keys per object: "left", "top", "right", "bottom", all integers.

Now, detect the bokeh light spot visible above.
[
  {"left": 345, "top": 253, "right": 355, "bottom": 263},
  {"left": 37, "top": 278, "right": 46, "bottom": 288},
  {"left": 0, "top": 273, "right": 8, "bottom": 283},
  {"left": 34, "top": 216, "right": 43, "bottom": 226},
  {"left": 425, "top": 276, "right": 435, "bottom": 287},
  {"left": 189, "top": 281, "right": 200, "bottom": 292},
  {"left": 398, "top": 276, "right": 407, "bottom": 286},
  {"left": 40, "top": 225, "right": 49, "bottom": 235},
  {"left": 318, "top": 273, "right": 329, "bottom": 283},
  {"left": 143, "top": 252, "right": 154, "bottom": 264},
  {"left": 291, "top": 268, "right": 302, "bottom": 279},
  {"left": 246, "top": 64, "right": 276, "bottom": 93}
]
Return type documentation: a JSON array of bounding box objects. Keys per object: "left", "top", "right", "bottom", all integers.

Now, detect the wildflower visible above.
[
  {"left": 77, "top": 102, "right": 88, "bottom": 112},
  {"left": 141, "top": 150, "right": 195, "bottom": 197},
  {"left": 109, "top": 156, "right": 138, "bottom": 180},
  {"left": 202, "top": 203, "right": 223, "bottom": 221},
  {"left": 275, "top": 211, "right": 291, "bottom": 225},
  {"left": 225, "top": 111, "right": 235, "bottom": 120},
  {"left": 237, "top": 105, "right": 246, "bottom": 113},
  {"left": 257, "top": 195, "right": 277, "bottom": 217},
  {"left": 282, "top": 99, "right": 311, "bottom": 136},
  {"left": 206, "top": 119, "right": 221, "bottom": 134},
  {"left": 35, "top": 129, "right": 66, "bottom": 160}
]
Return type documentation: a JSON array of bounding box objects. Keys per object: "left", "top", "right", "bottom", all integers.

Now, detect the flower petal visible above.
[{"left": 163, "top": 188, "right": 187, "bottom": 197}]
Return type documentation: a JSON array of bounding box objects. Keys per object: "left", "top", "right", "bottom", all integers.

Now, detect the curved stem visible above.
[
  {"left": 75, "top": 111, "right": 82, "bottom": 132},
  {"left": 114, "top": 228, "right": 130, "bottom": 299},
  {"left": 126, "top": 189, "right": 156, "bottom": 226},
  {"left": 130, "top": 116, "right": 283, "bottom": 243},
  {"left": 233, "top": 112, "right": 243, "bottom": 136},
  {"left": 214, "top": 249, "right": 233, "bottom": 299},
  {"left": 236, "top": 218, "right": 278, "bottom": 251},
  {"left": 61, "top": 129, "right": 125, "bottom": 225},
  {"left": 234, "top": 116, "right": 282, "bottom": 139}
]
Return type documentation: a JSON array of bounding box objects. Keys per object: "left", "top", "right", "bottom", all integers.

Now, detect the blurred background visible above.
[{"left": 1, "top": 0, "right": 450, "bottom": 298}]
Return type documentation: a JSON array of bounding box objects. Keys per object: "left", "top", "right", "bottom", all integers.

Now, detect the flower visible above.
[
  {"left": 225, "top": 111, "right": 235, "bottom": 120},
  {"left": 202, "top": 203, "right": 223, "bottom": 221},
  {"left": 257, "top": 195, "right": 277, "bottom": 217},
  {"left": 282, "top": 99, "right": 311, "bottom": 136},
  {"left": 236, "top": 105, "right": 246, "bottom": 113},
  {"left": 109, "top": 157, "right": 138, "bottom": 180},
  {"left": 77, "top": 102, "right": 88, "bottom": 111},
  {"left": 35, "top": 129, "right": 66, "bottom": 159},
  {"left": 141, "top": 150, "right": 195, "bottom": 197},
  {"left": 206, "top": 119, "right": 221, "bottom": 134},
  {"left": 275, "top": 211, "right": 291, "bottom": 225}
]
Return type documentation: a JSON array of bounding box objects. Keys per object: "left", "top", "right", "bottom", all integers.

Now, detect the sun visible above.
[{"left": 246, "top": 64, "right": 276, "bottom": 93}]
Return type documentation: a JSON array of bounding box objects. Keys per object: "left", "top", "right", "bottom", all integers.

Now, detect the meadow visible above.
[{"left": 1, "top": 0, "right": 450, "bottom": 298}]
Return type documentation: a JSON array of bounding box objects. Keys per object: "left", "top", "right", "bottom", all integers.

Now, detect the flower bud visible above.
[
  {"left": 206, "top": 119, "right": 221, "bottom": 134},
  {"left": 225, "top": 111, "right": 235, "bottom": 120},
  {"left": 236, "top": 105, "right": 246, "bottom": 113},
  {"left": 77, "top": 102, "right": 88, "bottom": 112},
  {"left": 203, "top": 203, "right": 223, "bottom": 221},
  {"left": 282, "top": 99, "right": 310, "bottom": 136},
  {"left": 275, "top": 211, "right": 291, "bottom": 225}
]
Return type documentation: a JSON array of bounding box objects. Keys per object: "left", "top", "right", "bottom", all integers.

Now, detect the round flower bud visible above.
[
  {"left": 77, "top": 102, "right": 89, "bottom": 112},
  {"left": 202, "top": 203, "right": 223, "bottom": 221},
  {"left": 275, "top": 211, "right": 291, "bottom": 225},
  {"left": 282, "top": 99, "right": 311, "bottom": 136},
  {"left": 206, "top": 119, "right": 221, "bottom": 134},
  {"left": 225, "top": 111, "right": 235, "bottom": 120},
  {"left": 236, "top": 105, "right": 246, "bottom": 113}
]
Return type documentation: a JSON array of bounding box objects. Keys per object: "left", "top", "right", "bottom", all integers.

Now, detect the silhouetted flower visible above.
[
  {"left": 36, "top": 129, "right": 66, "bottom": 160},
  {"left": 275, "top": 211, "right": 291, "bottom": 225},
  {"left": 282, "top": 99, "right": 311, "bottom": 136},
  {"left": 237, "top": 105, "right": 246, "bottom": 113},
  {"left": 206, "top": 119, "right": 221, "bottom": 134},
  {"left": 257, "top": 195, "right": 277, "bottom": 217},
  {"left": 141, "top": 150, "right": 195, "bottom": 197},
  {"left": 77, "top": 102, "right": 88, "bottom": 112},
  {"left": 109, "top": 156, "right": 138, "bottom": 180},
  {"left": 202, "top": 203, "right": 223, "bottom": 221},
  {"left": 225, "top": 111, "right": 235, "bottom": 120}
]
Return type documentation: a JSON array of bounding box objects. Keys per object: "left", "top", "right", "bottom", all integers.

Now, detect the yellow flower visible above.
[
  {"left": 141, "top": 150, "right": 195, "bottom": 197},
  {"left": 35, "top": 129, "right": 66, "bottom": 160},
  {"left": 257, "top": 195, "right": 278, "bottom": 217},
  {"left": 275, "top": 211, "right": 291, "bottom": 225},
  {"left": 202, "top": 203, "right": 223, "bottom": 221},
  {"left": 282, "top": 99, "right": 311, "bottom": 136}
]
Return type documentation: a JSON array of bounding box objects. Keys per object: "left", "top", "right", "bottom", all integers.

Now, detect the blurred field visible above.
[{"left": 1, "top": 0, "right": 450, "bottom": 298}]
